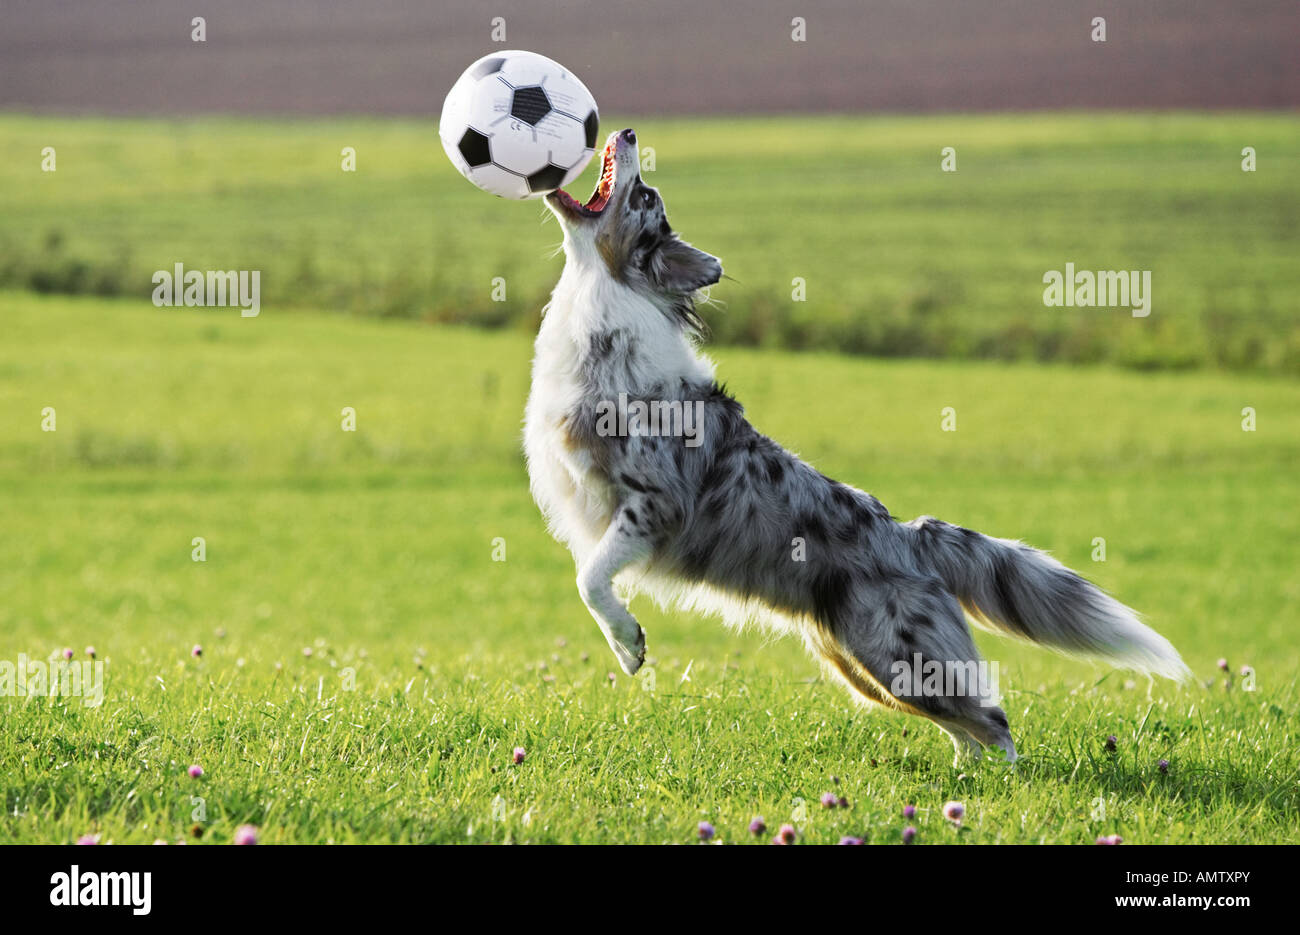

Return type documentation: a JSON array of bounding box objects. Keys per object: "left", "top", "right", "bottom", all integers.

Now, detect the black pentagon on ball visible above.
[
  {"left": 526, "top": 163, "right": 569, "bottom": 194},
  {"left": 510, "top": 86, "right": 552, "bottom": 126},
  {"left": 584, "top": 110, "right": 599, "bottom": 148},
  {"left": 457, "top": 128, "right": 492, "bottom": 167}
]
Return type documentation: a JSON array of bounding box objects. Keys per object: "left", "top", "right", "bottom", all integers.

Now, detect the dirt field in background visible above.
[{"left": 2, "top": 0, "right": 1296, "bottom": 117}]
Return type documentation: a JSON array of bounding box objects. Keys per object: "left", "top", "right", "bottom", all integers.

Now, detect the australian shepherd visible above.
[{"left": 524, "top": 128, "right": 1188, "bottom": 763}]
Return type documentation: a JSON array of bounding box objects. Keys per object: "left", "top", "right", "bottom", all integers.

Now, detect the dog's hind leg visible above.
[
  {"left": 577, "top": 501, "right": 654, "bottom": 676},
  {"left": 828, "top": 575, "right": 1017, "bottom": 765},
  {"left": 808, "top": 629, "right": 897, "bottom": 709},
  {"left": 811, "top": 630, "right": 984, "bottom": 764}
]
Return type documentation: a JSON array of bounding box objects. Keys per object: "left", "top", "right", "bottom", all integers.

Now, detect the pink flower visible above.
[
  {"left": 1217, "top": 658, "right": 1229, "bottom": 672},
  {"left": 942, "top": 800, "right": 965, "bottom": 824},
  {"left": 188, "top": 764, "right": 204, "bottom": 779},
  {"left": 902, "top": 825, "right": 917, "bottom": 844},
  {"left": 1095, "top": 834, "right": 1124, "bottom": 845},
  {"left": 512, "top": 747, "right": 526, "bottom": 765},
  {"left": 820, "top": 792, "right": 837, "bottom": 809},
  {"left": 748, "top": 816, "right": 766, "bottom": 836},
  {"left": 191, "top": 644, "right": 202, "bottom": 658},
  {"left": 233, "top": 824, "right": 258, "bottom": 845},
  {"left": 1157, "top": 759, "right": 1170, "bottom": 774},
  {"left": 775, "top": 824, "right": 797, "bottom": 845},
  {"left": 902, "top": 804, "right": 916, "bottom": 819},
  {"left": 62, "top": 648, "right": 73, "bottom": 660},
  {"left": 1104, "top": 734, "right": 1118, "bottom": 752},
  {"left": 76, "top": 833, "right": 99, "bottom": 845},
  {"left": 838, "top": 836, "right": 863, "bottom": 845},
  {"left": 697, "top": 821, "right": 715, "bottom": 841},
  {"left": 85, "top": 646, "right": 96, "bottom": 658}
]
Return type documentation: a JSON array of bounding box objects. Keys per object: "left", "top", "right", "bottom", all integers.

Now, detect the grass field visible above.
[
  {"left": 2, "top": 291, "right": 1297, "bottom": 844},
  {"left": 2, "top": 112, "right": 1298, "bottom": 372}
]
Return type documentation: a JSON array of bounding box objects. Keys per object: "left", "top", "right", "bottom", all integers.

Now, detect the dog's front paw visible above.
[{"left": 614, "top": 628, "right": 646, "bottom": 676}]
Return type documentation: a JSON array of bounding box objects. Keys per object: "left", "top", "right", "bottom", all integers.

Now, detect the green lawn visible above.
[
  {"left": 1, "top": 111, "right": 1298, "bottom": 371},
  {"left": 1, "top": 292, "right": 1297, "bottom": 843}
]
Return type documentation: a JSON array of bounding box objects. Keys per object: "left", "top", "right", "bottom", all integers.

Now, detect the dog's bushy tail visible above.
[{"left": 906, "top": 517, "right": 1190, "bottom": 681}]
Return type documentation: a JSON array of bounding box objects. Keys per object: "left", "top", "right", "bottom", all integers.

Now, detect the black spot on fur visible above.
[
  {"left": 991, "top": 552, "right": 1028, "bottom": 635},
  {"left": 620, "top": 473, "right": 647, "bottom": 493},
  {"left": 799, "top": 511, "right": 828, "bottom": 543},
  {"left": 852, "top": 502, "right": 879, "bottom": 529},
  {"left": 707, "top": 383, "right": 744, "bottom": 417},
  {"left": 634, "top": 230, "right": 660, "bottom": 254},
  {"left": 811, "top": 566, "right": 852, "bottom": 630},
  {"left": 623, "top": 508, "right": 638, "bottom": 526},
  {"left": 680, "top": 538, "right": 716, "bottom": 578},
  {"left": 764, "top": 455, "right": 785, "bottom": 484},
  {"left": 589, "top": 331, "right": 615, "bottom": 359},
  {"left": 698, "top": 457, "right": 732, "bottom": 499}
]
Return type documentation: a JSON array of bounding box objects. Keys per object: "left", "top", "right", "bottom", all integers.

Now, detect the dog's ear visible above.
[{"left": 650, "top": 238, "right": 722, "bottom": 294}]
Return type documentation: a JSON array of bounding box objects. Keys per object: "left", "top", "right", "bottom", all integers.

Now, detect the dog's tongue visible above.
[
  {"left": 551, "top": 139, "right": 616, "bottom": 214},
  {"left": 559, "top": 140, "right": 615, "bottom": 211},
  {"left": 584, "top": 140, "right": 616, "bottom": 210}
]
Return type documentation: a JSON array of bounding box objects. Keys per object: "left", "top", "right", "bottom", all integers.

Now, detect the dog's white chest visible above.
[
  {"left": 523, "top": 336, "right": 615, "bottom": 559},
  {"left": 522, "top": 267, "right": 715, "bottom": 559}
]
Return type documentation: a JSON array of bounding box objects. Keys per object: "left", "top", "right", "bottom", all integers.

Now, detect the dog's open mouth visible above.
[{"left": 549, "top": 138, "right": 616, "bottom": 218}]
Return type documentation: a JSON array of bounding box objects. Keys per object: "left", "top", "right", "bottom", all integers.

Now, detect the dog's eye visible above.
[{"left": 640, "top": 189, "right": 656, "bottom": 208}]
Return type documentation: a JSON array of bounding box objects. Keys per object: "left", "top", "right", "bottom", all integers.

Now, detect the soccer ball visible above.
[{"left": 439, "top": 50, "right": 599, "bottom": 200}]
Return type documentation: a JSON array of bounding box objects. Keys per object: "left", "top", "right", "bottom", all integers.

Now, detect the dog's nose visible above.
[{"left": 620, "top": 128, "right": 636, "bottom": 145}]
